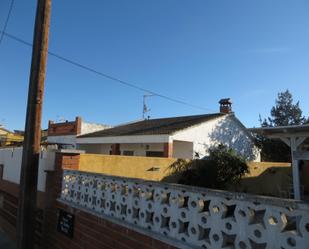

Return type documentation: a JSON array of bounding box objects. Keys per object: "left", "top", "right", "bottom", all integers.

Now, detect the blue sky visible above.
[{"left": 0, "top": 0, "right": 309, "bottom": 130}]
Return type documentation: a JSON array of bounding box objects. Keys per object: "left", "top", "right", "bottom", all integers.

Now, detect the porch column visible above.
[
  {"left": 290, "top": 137, "right": 300, "bottom": 200},
  {"left": 111, "top": 144, "right": 121, "bottom": 155},
  {"left": 163, "top": 142, "right": 173, "bottom": 158}
]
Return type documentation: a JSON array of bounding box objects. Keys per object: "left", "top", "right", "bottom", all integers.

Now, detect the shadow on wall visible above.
[
  {"left": 162, "top": 159, "right": 293, "bottom": 198},
  {"left": 208, "top": 117, "right": 256, "bottom": 161},
  {"left": 162, "top": 159, "right": 236, "bottom": 189},
  {"left": 232, "top": 167, "right": 292, "bottom": 197}
]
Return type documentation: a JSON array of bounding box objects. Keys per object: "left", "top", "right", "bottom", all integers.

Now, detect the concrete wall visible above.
[
  {"left": 61, "top": 168, "right": 309, "bottom": 249},
  {"left": 77, "top": 155, "right": 291, "bottom": 196},
  {"left": 47, "top": 135, "right": 77, "bottom": 148},
  {"left": 81, "top": 122, "right": 110, "bottom": 135},
  {"left": 119, "top": 143, "right": 164, "bottom": 156},
  {"left": 78, "top": 143, "right": 111, "bottom": 154},
  {"left": 78, "top": 154, "right": 291, "bottom": 198},
  {"left": 77, "top": 134, "right": 170, "bottom": 144},
  {"left": 42, "top": 153, "right": 178, "bottom": 249},
  {"left": 79, "top": 154, "right": 177, "bottom": 181},
  {"left": 172, "top": 115, "right": 259, "bottom": 161},
  {"left": 0, "top": 147, "right": 55, "bottom": 192},
  {"left": 0, "top": 151, "right": 175, "bottom": 249},
  {"left": 236, "top": 162, "right": 292, "bottom": 197},
  {"left": 78, "top": 143, "right": 166, "bottom": 157},
  {"left": 69, "top": 152, "right": 291, "bottom": 198}
]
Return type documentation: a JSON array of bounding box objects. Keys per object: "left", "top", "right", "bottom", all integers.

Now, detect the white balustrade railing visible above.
[{"left": 60, "top": 170, "right": 309, "bottom": 249}]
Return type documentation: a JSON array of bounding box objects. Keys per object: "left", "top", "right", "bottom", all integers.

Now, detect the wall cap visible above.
[{"left": 56, "top": 149, "right": 85, "bottom": 154}]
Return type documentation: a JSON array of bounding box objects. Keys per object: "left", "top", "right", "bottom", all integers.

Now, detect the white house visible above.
[{"left": 77, "top": 99, "right": 260, "bottom": 161}]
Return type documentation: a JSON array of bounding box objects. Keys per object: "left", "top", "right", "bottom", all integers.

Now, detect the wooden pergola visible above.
[{"left": 249, "top": 124, "right": 309, "bottom": 200}]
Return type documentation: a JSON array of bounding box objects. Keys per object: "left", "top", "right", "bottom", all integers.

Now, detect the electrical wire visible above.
[
  {"left": 0, "top": 0, "right": 14, "bottom": 45},
  {"left": 1, "top": 30, "right": 216, "bottom": 112}
]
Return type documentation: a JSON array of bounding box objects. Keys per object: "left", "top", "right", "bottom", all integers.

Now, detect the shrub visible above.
[{"left": 170, "top": 144, "right": 249, "bottom": 189}]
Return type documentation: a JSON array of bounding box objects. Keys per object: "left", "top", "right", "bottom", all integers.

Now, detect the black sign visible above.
[{"left": 57, "top": 209, "right": 75, "bottom": 238}]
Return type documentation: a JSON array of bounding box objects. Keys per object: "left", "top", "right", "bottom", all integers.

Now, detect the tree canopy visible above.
[
  {"left": 257, "top": 90, "right": 307, "bottom": 162},
  {"left": 262, "top": 90, "right": 307, "bottom": 127}
]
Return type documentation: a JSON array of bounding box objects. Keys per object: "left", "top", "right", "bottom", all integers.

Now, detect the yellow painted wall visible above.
[
  {"left": 79, "top": 154, "right": 177, "bottom": 181},
  {"left": 0, "top": 133, "right": 24, "bottom": 146},
  {"left": 0, "top": 129, "right": 8, "bottom": 136},
  {"left": 79, "top": 154, "right": 293, "bottom": 197},
  {"left": 236, "top": 162, "right": 292, "bottom": 197},
  {"left": 246, "top": 162, "right": 291, "bottom": 177}
]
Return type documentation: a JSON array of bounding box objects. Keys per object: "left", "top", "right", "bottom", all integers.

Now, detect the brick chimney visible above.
[{"left": 219, "top": 98, "right": 233, "bottom": 114}]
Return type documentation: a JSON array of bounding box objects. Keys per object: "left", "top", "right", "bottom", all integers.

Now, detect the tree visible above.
[
  {"left": 263, "top": 90, "right": 307, "bottom": 126},
  {"left": 257, "top": 90, "right": 307, "bottom": 161},
  {"left": 170, "top": 144, "right": 249, "bottom": 189}
]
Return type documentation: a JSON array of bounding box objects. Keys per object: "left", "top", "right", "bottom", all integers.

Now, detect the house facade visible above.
[
  {"left": 0, "top": 127, "right": 24, "bottom": 147},
  {"left": 77, "top": 100, "right": 260, "bottom": 161},
  {"left": 47, "top": 116, "right": 110, "bottom": 149}
]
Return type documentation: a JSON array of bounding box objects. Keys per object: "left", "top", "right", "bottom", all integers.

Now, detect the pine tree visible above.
[
  {"left": 257, "top": 90, "right": 307, "bottom": 162},
  {"left": 267, "top": 90, "right": 306, "bottom": 126}
]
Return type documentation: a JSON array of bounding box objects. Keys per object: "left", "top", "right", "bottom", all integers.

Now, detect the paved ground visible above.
[{"left": 0, "top": 230, "right": 16, "bottom": 249}]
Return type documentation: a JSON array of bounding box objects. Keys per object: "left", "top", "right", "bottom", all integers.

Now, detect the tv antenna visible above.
[{"left": 143, "top": 94, "right": 156, "bottom": 119}]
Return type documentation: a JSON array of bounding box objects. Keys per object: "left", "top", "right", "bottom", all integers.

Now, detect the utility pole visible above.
[{"left": 17, "top": 1, "right": 51, "bottom": 249}]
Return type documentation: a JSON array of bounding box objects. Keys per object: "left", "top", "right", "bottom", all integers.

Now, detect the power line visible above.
[
  {"left": 1, "top": 30, "right": 214, "bottom": 112},
  {"left": 0, "top": 0, "right": 14, "bottom": 45}
]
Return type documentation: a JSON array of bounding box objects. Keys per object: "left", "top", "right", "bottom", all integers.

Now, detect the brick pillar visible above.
[
  {"left": 41, "top": 150, "right": 181, "bottom": 249},
  {"left": 111, "top": 144, "right": 121, "bottom": 155},
  {"left": 75, "top": 116, "right": 82, "bottom": 135},
  {"left": 60, "top": 153, "right": 80, "bottom": 170},
  {"left": 163, "top": 142, "right": 173, "bottom": 158},
  {"left": 41, "top": 150, "right": 81, "bottom": 248}
]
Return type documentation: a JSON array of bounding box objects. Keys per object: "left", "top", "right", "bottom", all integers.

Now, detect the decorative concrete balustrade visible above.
[{"left": 60, "top": 170, "right": 309, "bottom": 249}]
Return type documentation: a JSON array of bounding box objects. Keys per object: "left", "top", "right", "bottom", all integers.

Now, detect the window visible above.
[
  {"left": 123, "top": 151, "right": 134, "bottom": 156},
  {"left": 146, "top": 151, "right": 164, "bottom": 157}
]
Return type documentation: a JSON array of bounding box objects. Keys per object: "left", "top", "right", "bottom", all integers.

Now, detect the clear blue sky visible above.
[{"left": 1, "top": 0, "right": 309, "bottom": 130}]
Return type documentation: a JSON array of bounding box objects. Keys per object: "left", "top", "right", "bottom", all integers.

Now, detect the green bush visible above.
[{"left": 170, "top": 144, "right": 249, "bottom": 189}]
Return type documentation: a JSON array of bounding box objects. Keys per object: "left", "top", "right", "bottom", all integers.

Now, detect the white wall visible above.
[
  {"left": 81, "top": 122, "right": 111, "bottom": 135},
  {"left": 0, "top": 147, "right": 55, "bottom": 192},
  {"left": 78, "top": 143, "right": 165, "bottom": 157},
  {"left": 120, "top": 143, "right": 164, "bottom": 156},
  {"left": 172, "top": 115, "right": 259, "bottom": 161},
  {"left": 47, "top": 135, "right": 77, "bottom": 148},
  {"left": 77, "top": 135, "right": 170, "bottom": 144},
  {"left": 78, "top": 143, "right": 111, "bottom": 154}
]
